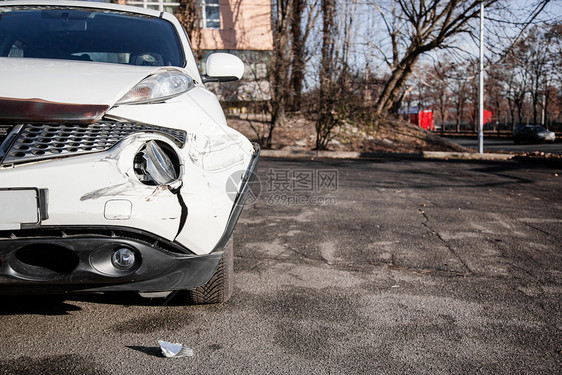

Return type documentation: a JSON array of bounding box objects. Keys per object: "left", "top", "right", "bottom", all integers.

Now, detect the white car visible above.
[{"left": 0, "top": 0, "right": 259, "bottom": 304}]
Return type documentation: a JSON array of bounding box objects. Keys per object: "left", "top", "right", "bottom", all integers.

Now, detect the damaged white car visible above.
[{"left": 0, "top": 1, "right": 259, "bottom": 304}]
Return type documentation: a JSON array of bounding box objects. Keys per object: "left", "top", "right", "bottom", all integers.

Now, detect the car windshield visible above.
[
  {"left": 0, "top": 7, "right": 184, "bottom": 66},
  {"left": 527, "top": 126, "right": 546, "bottom": 133},
  {"left": 517, "top": 125, "right": 546, "bottom": 133}
]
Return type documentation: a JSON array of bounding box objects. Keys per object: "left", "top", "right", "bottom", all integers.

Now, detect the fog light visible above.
[{"left": 111, "top": 248, "right": 136, "bottom": 270}]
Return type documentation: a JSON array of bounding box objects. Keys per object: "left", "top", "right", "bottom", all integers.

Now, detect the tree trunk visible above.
[
  {"left": 507, "top": 98, "right": 515, "bottom": 131},
  {"left": 268, "top": 0, "right": 292, "bottom": 148},
  {"left": 515, "top": 97, "right": 524, "bottom": 125},
  {"left": 288, "top": 0, "right": 305, "bottom": 111},
  {"left": 532, "top": 85, "right": 539, "bottom": 124},
  {"left": 316, "top": 0, "right": 336, "bottom": 150}
]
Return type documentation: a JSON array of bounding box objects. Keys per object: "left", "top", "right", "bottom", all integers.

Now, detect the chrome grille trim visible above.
[
  {"left": 0, "top": 124, "right": 19, "bottom": 160},
  {"left": 0, "top": 121, "right": 186, "bottom": 165}
]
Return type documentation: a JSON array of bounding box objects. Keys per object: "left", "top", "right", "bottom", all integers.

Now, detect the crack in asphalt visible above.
[
  {"left": 522, "top": 221, "right": 562, "bottom": 242},
  {"left": 420, "top": 211, "right": 474, "bottom": 274},
  {"left": 283, "top": 244, "right": 321, "bottom": 262},
  {"left": 387, "top": 264, "right": 472, "bottom": 277}
]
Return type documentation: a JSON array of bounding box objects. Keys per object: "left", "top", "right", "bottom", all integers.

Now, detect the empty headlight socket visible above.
[
  {"left": 133, "top": 139, "right": 187, "bottom": 239},
  {"left": 134, "top": 140, "right": 182, "bottom": 186}
]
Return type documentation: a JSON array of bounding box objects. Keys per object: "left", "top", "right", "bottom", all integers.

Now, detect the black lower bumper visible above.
[{"left": 0, "top": 227, "right": 222, "bottom": 294}]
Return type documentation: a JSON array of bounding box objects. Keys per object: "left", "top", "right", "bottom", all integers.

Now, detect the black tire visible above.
[{"left": 180, "top": 238, "right": 234, "bottom": 304}]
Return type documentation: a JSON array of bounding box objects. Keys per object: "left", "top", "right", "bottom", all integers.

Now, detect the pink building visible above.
[
  {"left": 125, "top": 0, "right": 272, "bottom": 51},
  {"left": 198, "top": 0, "right": 273, "bottom": 51}
]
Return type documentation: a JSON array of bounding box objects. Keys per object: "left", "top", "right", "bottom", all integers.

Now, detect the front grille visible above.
[{"left": 0, "top": 121, "right": 186, "bottom": 165}]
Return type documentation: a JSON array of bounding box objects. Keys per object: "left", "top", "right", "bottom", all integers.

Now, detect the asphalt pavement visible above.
[
  {"left": 445, "top": 136, "right": 562, "bottom": 154},
  {"left": 0, "top": 157, "right": 561, "bottom": 374}
]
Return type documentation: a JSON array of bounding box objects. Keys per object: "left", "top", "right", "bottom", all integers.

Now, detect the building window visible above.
[
  {"left": 127, "top": 0, "right": 180, "bottom": 14},
  {"left": 203, "top": 0, "right": 220, "bottom": 29}
]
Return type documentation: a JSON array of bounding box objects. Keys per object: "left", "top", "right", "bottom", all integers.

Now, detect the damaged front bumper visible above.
[{"left": 0, "top": 133, "right": 260, "bottom": 294}]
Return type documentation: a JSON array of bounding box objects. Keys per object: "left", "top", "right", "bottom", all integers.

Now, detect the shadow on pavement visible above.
[
  {"left": 126, "top": 346, "right": 163, "bottom": 358},
  {"left": 0, "top": 295, "right": 81, "bottom": 315},
  {"left": 0, "top": 291, "right": 179, "bottom": 315}
]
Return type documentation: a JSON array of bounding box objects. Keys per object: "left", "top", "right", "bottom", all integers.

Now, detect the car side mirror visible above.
[{"left": 203, "top": 53, "right": 244, "bottom": 83}]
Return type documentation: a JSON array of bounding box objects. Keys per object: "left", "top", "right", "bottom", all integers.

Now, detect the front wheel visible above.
[{"left": 179, "top": 238, "right": 234, "bottom": 304}]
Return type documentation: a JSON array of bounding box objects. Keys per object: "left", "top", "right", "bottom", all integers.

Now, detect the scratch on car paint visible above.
[
  {"left": 80, "top": 183, "right": 134, "bottom": 201},
  {"left": 146, "top": 185, "right": 168, "bottom": 202}
]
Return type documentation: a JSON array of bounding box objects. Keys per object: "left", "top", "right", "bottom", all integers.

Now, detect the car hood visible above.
[{"left": 0, "top": 57, "right": 165, "bottom": 123}]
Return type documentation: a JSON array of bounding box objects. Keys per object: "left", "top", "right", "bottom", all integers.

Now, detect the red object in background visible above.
[
  {"left": 410, "top": 109, "right": 492, "bottom": 131},
  {"left": 483, "top": 109, "right": 492, "bottom": 125},
  {"left": 410, "top": 109, "right": 434, "bottom": 131}
]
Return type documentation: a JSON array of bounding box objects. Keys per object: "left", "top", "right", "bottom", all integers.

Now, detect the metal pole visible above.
[
  {"left": 541, "top": 88, "right": 546, "bottom": 126},
  {"left": 478, "top": 2, "right": 484, "bottom": 154}
]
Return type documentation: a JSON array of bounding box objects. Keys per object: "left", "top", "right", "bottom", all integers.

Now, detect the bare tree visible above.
[
  {"left": 541, "top": 23, "right": 562, "bottom": 125},
  {"left": 313, "top": 0, "right": 359, "bottom": 149},
  {"left": 370, "top": 0, "right": 504, "bottom": 116},
  {"left": 424, "top": 61, "right": 453, "bottom": 128},
  {"left": 486, "top": 66, "right": 505, "bottom": 129},
  {"left": 287, "top": 0, "right": 305, "bottom": 111},
  {"left": 434, "top": 61, "right": 471, "bottom": 132},
  {"left": 316, "top": 0, "right": 338, "bottom": 149},
  {"left": 285, "top": 1, "right": 321, "bottom": 111},
  {"left": 265, "top": 0, "right": 318, "bottom": 146},
  {"left": 175, "top": 0, "right": 202, "bottom": 60},
  {"left": 527, "top": 25, "right": 560, "bottom": 125},
  {"left": 500, "top": 27, "right": 548, "bottom": 127},
  {"left": 267, "top": 0, "right": 293, "bottom": 148},
  {"left": 520, "top": 26, "right": 550, "bottom": 124},
  {"left": 288, "top": 0, "right": 306, "bottom": 110}
]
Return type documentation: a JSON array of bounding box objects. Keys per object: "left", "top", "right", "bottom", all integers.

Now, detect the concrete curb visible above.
[
  {"left": 260, "top": 149, "right": 517, "bottom": 161},
  {"left": 421, "top": 151, "right": 515, "bottom": 161},
  {"left": 260, "top": 150, "right": 362, "bottom": 159}
]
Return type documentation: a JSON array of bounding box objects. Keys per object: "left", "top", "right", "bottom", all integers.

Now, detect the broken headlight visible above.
[
  {"left": 116, "top": 70, "right": 194, "bottom": 105},
  {"left": 134, "top": 140, "right": 182, "bottom": 187}
]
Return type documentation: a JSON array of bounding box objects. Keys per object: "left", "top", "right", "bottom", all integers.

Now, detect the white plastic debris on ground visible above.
[{"left": 158, "top": 340, "right": 194, "bottom": 358}]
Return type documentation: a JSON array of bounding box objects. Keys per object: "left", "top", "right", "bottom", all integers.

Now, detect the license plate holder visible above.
[{"left": 0, "top": 188, "right": 43, "bottom": 230}]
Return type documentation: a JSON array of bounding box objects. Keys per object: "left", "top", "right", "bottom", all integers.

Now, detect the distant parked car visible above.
[
  {"left": 0, "top": 0, "right": 259, "bottom": 304},
  {"left": 513, "top": 125, "right": 556, "bottom": 144}
]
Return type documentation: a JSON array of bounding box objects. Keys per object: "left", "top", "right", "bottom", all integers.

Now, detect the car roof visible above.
[{"left": 0, "top": 0, "right": 163, "bottom": 18}]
